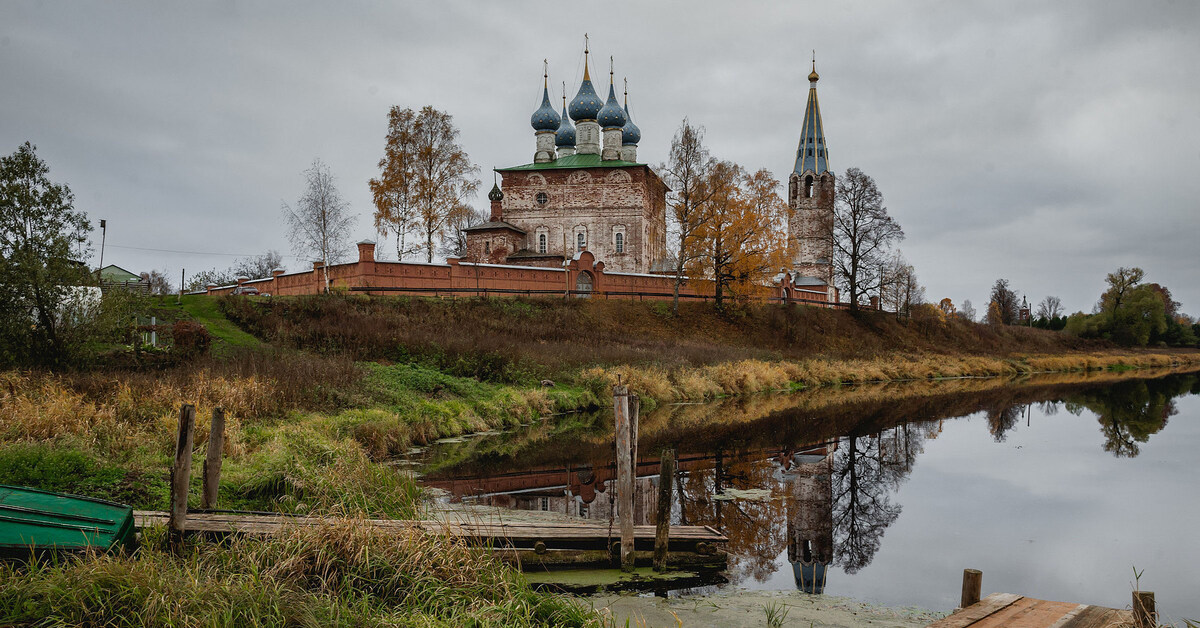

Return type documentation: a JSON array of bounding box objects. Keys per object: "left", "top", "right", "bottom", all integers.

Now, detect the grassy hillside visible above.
[{"left": 220, "top": 294, "right": 1100, "bottom": 383}]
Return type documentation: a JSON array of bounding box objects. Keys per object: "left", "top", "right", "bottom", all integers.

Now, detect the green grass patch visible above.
[
  {"left": 174, "top": 295, "right": 264, "bottom": 351},
  {"left": 0, "top": 443, "right": 169, "bottom": 508}
]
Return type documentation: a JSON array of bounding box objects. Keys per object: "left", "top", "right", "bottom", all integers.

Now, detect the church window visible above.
[
  {"left": 535, "top": 191, "right": 549, "bottom": 206},
  {"left": 538, "top": 233, "right": 547, "bottom": 254},
  {"left": 485, "top": 241, "right": 490, "bottom": 254},
  {"left": 577, "top": 232, "right": 586, "bottom": 251},
  {"left": 804, "top": 175, "right": 814, "bottom": 198},
  {"left": 807, "top": 148, "right": 813, "bottom": 157},
  {"left": 615, "top": 232, "right": 624, "bottom": 253}
]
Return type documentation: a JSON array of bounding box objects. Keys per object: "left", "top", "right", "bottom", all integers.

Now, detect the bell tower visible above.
[{"left": 787, "top": 57, "right": 835, "bottom": 289}]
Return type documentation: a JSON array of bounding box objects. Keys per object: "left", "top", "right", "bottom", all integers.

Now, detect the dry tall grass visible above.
[
  {"left": 221, "top": 294, "right": 1102, "bottom": 380},
  {"left": 0, "top": 519, "right": 602, "bottom": 627},
  {"left": 581, "top": 353, "right": 1200, "bottom": 403}
]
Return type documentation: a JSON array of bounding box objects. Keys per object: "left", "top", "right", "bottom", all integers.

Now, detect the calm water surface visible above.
[{"left": 411, "top": 370, "right": 1200, "bottom": 622}]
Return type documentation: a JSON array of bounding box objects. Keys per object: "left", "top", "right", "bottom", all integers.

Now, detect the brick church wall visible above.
[{"left": 201, "top": 241, "right": 836, "bottom": 306}]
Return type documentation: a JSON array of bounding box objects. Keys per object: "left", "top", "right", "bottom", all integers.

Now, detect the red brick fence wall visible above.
[{"left": 199, "top": 241, "right": 838, "bottom": 306}]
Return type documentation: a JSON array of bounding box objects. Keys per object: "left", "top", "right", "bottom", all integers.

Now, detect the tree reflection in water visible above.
[
  {"left": 415, "top": 370, "right": 1200, "bottom": 595},
  {"left": 1063, "top": 374, "right": 1198, "bottom": 458}
]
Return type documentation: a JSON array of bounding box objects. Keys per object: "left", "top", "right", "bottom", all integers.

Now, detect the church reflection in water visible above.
[
  {"left": 781, "top": 446, "right": 834, "bottom": 594},
  {"left": 425, "top": 440, "right": 844, "bottom": 594},
  {"left": 416, "top": 371, "right": 1199, "bottom": 596}
]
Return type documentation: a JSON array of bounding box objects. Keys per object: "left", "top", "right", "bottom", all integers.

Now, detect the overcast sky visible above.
[{"left": 3, "top": 1, "right": 1197, "bottom": 314}]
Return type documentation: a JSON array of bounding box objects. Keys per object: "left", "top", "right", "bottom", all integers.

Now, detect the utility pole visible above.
[{"left": 97, "top": 219, "right": 107, "bottom": 281}]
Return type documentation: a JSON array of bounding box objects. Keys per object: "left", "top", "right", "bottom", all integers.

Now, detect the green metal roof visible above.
[
  {"left": 496, "top": 153, "right": 643, "bottom": 172},
  {"left": 99, "top": 265, "right": 141, "bottom": 283}
]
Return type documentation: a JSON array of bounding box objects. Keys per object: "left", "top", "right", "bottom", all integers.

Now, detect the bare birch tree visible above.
[
  {"left": 1036, "top": 295, "right": 1063, "bottom": 320},
  {"left": 833, "top": 167, "right": 903, "bottom": 312},
  {"left": 659, "top": 118, "right": 716, "bottom": 315},
  {"left": 881, "top": 251, "right": 924, "bottom": 318},
  {"left": 283, "top": 159, "right": 354, "bottom": 293}
]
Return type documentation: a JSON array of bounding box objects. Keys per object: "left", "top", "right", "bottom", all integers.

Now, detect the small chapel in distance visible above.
[{"left": 463, "top": 44, "right": 669, "bottom": 275}]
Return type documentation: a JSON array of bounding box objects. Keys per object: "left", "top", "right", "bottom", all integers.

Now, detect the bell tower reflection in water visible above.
[{"left": 781, "top": 444, "right": 834, "bottom": 594}]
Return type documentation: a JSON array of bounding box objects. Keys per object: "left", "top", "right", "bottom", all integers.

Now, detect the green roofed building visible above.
[
  {"left": 99, "top": 265, "right": 148, "bottom": 291},
  {"left": 462, "top": 44, "right": 668, "bottom": 274}
]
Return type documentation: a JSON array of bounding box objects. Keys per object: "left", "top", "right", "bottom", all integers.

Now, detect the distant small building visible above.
[{"left": 99, "top": 265, "right": 148, "bottom": 292}]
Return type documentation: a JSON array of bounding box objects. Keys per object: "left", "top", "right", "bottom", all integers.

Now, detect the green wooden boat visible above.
[{"left": 0, "top": 485, "right": 136, "bottom": 559}]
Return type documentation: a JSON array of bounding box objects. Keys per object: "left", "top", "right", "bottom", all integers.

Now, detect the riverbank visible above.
[
  {"left": 588, "top": 590, "right": 943, "bottom": 628},
  {"left": 582, "top": 351, "right": 1200, "bottom": 409}
]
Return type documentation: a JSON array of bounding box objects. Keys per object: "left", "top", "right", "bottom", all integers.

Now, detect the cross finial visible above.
[
  {"left": 583, "top": 34, "right": 591, "bottom": 81},
  {"left": 609, "top": 55, "right": 614, "bottom": 84},
  {"left": 623, "top": 77, "right": 628, "bottom": 105},
  {"left": 562, "top": 80, "right": 567, "bottom": 106},
  {"left": 812, "top": 50, "right": 816, "bottom": 71},
  {"left": 543, "top": 59, "right": 548, "bottom": 87}
]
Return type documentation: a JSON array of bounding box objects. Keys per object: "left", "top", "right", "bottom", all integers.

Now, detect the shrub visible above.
[{"left": 171, "top": 320, "right": 211, "bottom": 358}]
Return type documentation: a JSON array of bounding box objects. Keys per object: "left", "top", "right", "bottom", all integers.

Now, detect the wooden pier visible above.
[
  {"left": 929, "top": 569, "right": 1151, "bottom": 628},
  {"left": 134, "top": 510, "right": 728, "bottom": 569},
  {"left": 928, "top": 593, "right": 1134, "bottom": 628}
]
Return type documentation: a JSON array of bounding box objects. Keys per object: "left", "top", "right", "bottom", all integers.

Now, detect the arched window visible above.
[
  {"left": 538, "top": 233, "right": 547, "bottom": 254},
  {"left": 485, "top": 241, "right": 490, "bottom": 254},
  {"left": 577, "top": 232, "right": 586, "bottom": 251},
  {"left": 615, "top": 232, "right": 624, "bottom": 253},
  {"left": 804, "top": 175, "right": 814, "bottom": 198}
]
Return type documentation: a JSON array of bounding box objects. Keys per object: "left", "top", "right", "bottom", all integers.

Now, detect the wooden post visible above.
[
  {"left": 168, "top": 404, "right": 196, "bottom": 542},
  {"left": 200, "top": 406, "right": 225, "bottom": 509},
  {"left": 653, "top": 448, "right": 675, "bottom": 572},
  {"left": 629, "top": 392, "right": 640, "bottom": 481},
  {"left": 1133, "top": 591, "right": 1156, "bottom": 628},
  {"left": 613, "top": 385, "right": 634, "bottom": 572},
  {"left": 961, "top": 568, "right": 983, "bottom": 608}
]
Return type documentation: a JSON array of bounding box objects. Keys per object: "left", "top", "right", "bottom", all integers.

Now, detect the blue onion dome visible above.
[
  {"left": 530, "top": 78, "right": 560, "bottom": 132},
  {"left": 569, "top": 60, "right": 603, "bottom": 122},
  {"left": 555, "top": 96, "right": 576, "bottom": 147},
  {"left": 596, "top": 79, "right": 627, "bottom": 130},
  {"left": 621, "top": 92, "right": 640, "bottom": 145}
]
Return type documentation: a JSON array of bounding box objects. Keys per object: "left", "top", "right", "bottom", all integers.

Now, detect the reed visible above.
[
  {"left": 582, "top": 353, "right": 1200, "bottom": 403},
  {"left": 0, "top": 519, "right": 603, "bottom": 627}
]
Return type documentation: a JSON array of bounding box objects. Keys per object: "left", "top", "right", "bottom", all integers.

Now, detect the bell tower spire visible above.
[{"left": 787, "top": 55, "right": 836, "bottom": 293}]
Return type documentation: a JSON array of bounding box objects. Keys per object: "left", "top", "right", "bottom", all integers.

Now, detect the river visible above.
[{"left": 407, "top": 368, "right": 1200, "bottom": 623}]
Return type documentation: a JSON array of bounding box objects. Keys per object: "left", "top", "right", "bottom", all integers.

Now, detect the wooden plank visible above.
[
  {"left": 927, "top": 593, "right": 1023, "bottom": 628},
  {"left": 1046, "top": 605, "right": 1092, "bottom": 628},
  {"left": 133, "top": 510, "right": 728, "bottom": 542},
  {"left": 970, "top": 597, "right": 1080, "bottom": 628},
  {"left": 1057, "top": 606, "right": 1131, "bottom": 628}
]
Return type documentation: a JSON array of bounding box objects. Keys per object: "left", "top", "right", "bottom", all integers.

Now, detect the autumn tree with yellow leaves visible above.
[
  {"left": 689, "top": 162, "right": 788, "bottom": 309},
  {"left": 370, "top": 106, "right": 479, "bottom": 262}
]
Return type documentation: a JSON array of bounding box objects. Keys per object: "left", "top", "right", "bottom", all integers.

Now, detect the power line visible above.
[{"left": 105, "top": 243, "right": 304, "bottom": 259}]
